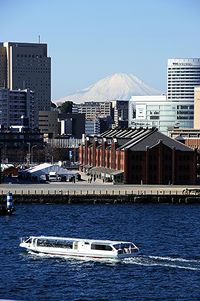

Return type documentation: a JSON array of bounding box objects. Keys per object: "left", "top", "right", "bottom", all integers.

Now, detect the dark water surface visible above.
[{"left": 0, "top": 204, "right": 200, "bottom": 301}]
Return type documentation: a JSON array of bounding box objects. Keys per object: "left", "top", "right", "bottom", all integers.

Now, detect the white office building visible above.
[
  {"left": 129, "top": 95, "right": 194, "bottom": 135},
  {"left": 167, "top": 58, "right": 200, "bottom": 101},
  {"left": 73, "top": 101, "right": 111, "bottom": 120}
]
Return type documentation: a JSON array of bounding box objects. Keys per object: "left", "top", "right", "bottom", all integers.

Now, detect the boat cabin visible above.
[{"left": 20, "top": 236, "right": 139, "bottom": 258}]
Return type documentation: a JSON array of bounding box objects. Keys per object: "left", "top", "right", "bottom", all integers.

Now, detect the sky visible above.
[{"left": 1, "top": 0, "right": 200, "bottom": 100}]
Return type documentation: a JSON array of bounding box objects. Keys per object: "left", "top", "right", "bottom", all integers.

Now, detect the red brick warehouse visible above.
[{"left": 79, "top": 128, "right": 197, "bottom": 185}]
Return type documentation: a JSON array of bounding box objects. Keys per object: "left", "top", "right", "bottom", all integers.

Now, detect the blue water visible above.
[{"left": 1, "top": 204, "right": 200, "bottom": 301}]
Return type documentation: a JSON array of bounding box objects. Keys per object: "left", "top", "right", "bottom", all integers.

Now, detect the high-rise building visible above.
[
  {"left": 0, "top": 42, "right": 51, "bottom": 126},
  {"left": 73, "top": 101, "right": 111, "bottom": 120},
  {"left": 111, "top": 100, "right": 129, "bottom": 128},
  {"left": 194, "top": 86, "right": 200, "bottom": 129},
  {"left": 59, "top": 113, "right": 85, "bottom": 138},
  {"left": 38, "top": 111, "right": 59, "bottom": 137},
  {"left": 0, "top": 88, "right": 35, "bottom": 128},
  {"left": 167, "top": 58, "right": 200, "bottom": 101},
  {"left": 0, "top": 43, "right": 7, "bottom": 88},
  {"left": 85, "top": 119, "right": 100, "bottom": 135}
]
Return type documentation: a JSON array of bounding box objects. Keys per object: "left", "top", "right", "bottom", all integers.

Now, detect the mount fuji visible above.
[{"left": 55, "top": 73, "right": 162, "bottom": 104}]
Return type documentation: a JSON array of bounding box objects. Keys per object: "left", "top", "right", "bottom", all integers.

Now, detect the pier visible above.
[{"left": 0, "top": 183, "right": 200, "bottom": 204}]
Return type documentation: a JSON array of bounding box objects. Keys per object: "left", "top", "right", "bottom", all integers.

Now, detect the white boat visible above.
[{"left": 19, "top": 236, "right": 139, "bottom": 259}]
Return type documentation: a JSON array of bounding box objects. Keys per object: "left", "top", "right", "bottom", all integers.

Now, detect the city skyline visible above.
[{"left": 1, "top": 0, "right": 200, "bottom": 100}]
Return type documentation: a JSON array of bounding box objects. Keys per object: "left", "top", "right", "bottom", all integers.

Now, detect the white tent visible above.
[
  {"left": 21, "top": 163, "right": 79, "bottom": 181},
  {"left": 1, "top": 164, "right": 14, "bottom": 171}
]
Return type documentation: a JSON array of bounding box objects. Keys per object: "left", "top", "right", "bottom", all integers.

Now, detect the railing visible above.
[{"left": 0, "top": 188, "right": 197, "bottom": 196}]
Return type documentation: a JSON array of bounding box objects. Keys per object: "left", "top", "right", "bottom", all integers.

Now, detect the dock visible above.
[{"left": 1, "top": 183, "right": 200, "bottom": 204}]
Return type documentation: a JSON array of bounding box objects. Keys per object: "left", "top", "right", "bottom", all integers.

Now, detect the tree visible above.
[
  {"left": 51, "top": 102, "right": 57, "bottom": 109},
  {"left": 58, "top": 101, "right": 73, "bottom": 113}
]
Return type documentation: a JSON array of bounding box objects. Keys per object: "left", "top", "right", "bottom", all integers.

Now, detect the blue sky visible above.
[{"left": 1, "top": 0, "right": 200, "bottom": 100}]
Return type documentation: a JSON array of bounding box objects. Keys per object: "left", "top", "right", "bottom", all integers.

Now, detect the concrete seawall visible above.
[
  {"left": 1, "top": 193, "right": 200, "bottom": 204},
  {"left": 1, "top": 182, "right": 200, "bottom": 204}
]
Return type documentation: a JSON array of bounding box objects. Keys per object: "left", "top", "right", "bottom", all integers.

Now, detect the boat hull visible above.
[
  {"left": 20, "top": 244, "right": 137, "bottom": 260},
  {"left": 0, "top": 208, "right": 15, "bottom": 216}
]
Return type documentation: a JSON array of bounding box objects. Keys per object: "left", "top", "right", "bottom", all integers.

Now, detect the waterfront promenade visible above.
[
  {"left": 1, "top": 171, "right": 198, "bottom": 195},
  {"left": 1, "top": 178, "right": 200, "bottom": 204},
  {"left": 0, "top": 182, "right": 197, "bottom": 196}
]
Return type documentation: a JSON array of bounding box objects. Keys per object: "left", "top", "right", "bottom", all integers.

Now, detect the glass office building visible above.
[{"left": 129, "top": 95, "right": 194, "bottom": 135}]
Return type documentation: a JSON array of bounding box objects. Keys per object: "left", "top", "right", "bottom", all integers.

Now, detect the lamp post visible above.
[
  {"left": 31, "top": 145, "right": 39, "bottom": 164},
  {"left": 0, "top": 146, "right": 2, "bottom": 183},
  {"left": 26, "top": 142, "right": 31, "bottom": 167}
]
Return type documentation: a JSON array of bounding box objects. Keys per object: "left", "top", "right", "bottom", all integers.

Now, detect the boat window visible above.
[
  {"left": 91, "top": 244, "right": 112, "bottom": 251},
  {"left": 25, "top": 238, "right": 32, "bottom": 243},
  {"left": 113, "top": 243, "right": 134, "bottom": 250},
  {"left": 74, "top": 242, "right": 78, "bottom": 249},
  {"left": 113, "top": 244, "right": 121, "bottom": 250},
  {"left": 122, "top": 243, "right": 134, "bottom": 249},
  {"left": 84, "top": 242, "right": 90, "bottom": 245},
  {"left": 37, "top": 239, "right": 73, "bottom": 249}
]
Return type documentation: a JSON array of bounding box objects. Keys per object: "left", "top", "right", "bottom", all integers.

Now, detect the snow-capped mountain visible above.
[{"left": 55, "top": 73, "right": 162, "bottom": 104}]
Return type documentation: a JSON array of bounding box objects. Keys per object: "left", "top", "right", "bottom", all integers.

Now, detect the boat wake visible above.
[
  {"left": 123, "top": 255, "right": 200, "bottom": 271},
  {"left": 25, "top": 251, "right": 200, "bottom": 270}
]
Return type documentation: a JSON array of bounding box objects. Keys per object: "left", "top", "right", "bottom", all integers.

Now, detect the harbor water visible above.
[{"left": 0, "top": 203, "right": 200, "bottom": 300}]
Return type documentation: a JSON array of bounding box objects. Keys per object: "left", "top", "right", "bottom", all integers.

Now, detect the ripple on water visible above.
[{"left": 0, "top": 204, "right": 200, "bottom": 301}]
